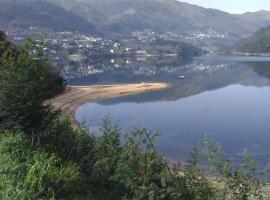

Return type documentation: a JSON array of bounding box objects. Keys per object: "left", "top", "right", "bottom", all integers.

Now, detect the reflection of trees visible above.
[
  {"left": 245, "top": 61, "right": 270, "bottom": 80},
  {"left": 99, "top": 61, "right": 270, "bottom": 105},
  {"left": 64, "top": 56, "right": 194, "bottom": 83},
  {"left": 64, "top": 57, "right": 270, "bottom": 104}
]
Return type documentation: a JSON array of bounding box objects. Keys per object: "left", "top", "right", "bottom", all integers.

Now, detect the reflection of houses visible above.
[
  {"left": 69, "top": 54, "right": 86, "bottom": 62},
  {"left": 86, "top": 44, "right": 93, "bottom": 48},
  {"left": 192, "top": 63, "right": 227, "bottom": 74},
  {"left": 49, "top": 50, "right": 57, "bottom": 54},
  {"left": 134, "top": 66, "right": 157, "bottom": 76},
  {"left": 136, "top": 50, "right": 147, "bottom": 54},
  {"left": 86, "top": 65, "right": 104, "bottom": 74},
  {"left": 62, "top": 43, "right": 73, "bottom": 49},
  {"left": 113, "top": 43, "right": 120, "bottom": 48},
  {"left": 13, "top": 36, "right": 25, "bottom": 41}
]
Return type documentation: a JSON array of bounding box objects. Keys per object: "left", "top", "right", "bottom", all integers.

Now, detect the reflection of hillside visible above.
[
  {"left": 63, "top": 57, "right": 270, "bottom": 104},
  {"left": 64, "top": 56, "right": 192, "bottom": 84},
  {"left": 98, "top": 61, "right": 270, "bottom": 104},
  {"left": 246, "top": 61, "right": 270, "bottom": 80}
]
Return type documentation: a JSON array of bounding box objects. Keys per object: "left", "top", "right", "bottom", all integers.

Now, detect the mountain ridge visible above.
[
  {"left": 0, "top": 0, "right": 97, "bottom": 33},
  {"left": 1, "top": 0, "right": 270, "bottom": 41}
]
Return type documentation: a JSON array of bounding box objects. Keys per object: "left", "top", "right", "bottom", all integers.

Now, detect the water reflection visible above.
[
  {"left": 72, "top": 56, "right": 270, "bottom": 165},
  {"left": 64, "top": 56, "right": 270, "bottom": 85},
  {"left": 64, "top": 56, "right": 270, "bottom": 103},
  {"left": 63, "top": 56, "right": 193, "bottom": 85}
]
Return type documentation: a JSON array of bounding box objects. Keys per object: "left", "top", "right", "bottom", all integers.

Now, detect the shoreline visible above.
[
  {"left": 50, "top": 82, "right": 270, "bottom": 195},
  {"left": 231, "top": 52, "right": 270, "bottom": 56},
  {"left": 50, "top": 82, "right": 169, "bottom": 126}
]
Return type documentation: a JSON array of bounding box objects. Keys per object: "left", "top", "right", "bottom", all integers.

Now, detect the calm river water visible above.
[{"left": 65, "top": 56, "right": 270, "bottom": 164}]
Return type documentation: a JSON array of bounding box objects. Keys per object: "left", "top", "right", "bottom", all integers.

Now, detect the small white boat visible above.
[{"left": 178, "top": 75, "right": 185, "bottom": 79}]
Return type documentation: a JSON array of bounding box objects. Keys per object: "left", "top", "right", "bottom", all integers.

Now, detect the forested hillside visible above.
[{"left": 232, "top": 26, "right": 270, "bottom": 53}]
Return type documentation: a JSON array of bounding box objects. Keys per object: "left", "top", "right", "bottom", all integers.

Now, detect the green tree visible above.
[{"left": 0, "top": 34, "right": 64, "bottom": 133}]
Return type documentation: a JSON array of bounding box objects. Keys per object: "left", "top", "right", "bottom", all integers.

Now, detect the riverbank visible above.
[
  {"left": 50, "top": 82, "right": 168, "bottom": 125},
  {"left": 231, "top": 52, "right": 270, "bottom": 56}
]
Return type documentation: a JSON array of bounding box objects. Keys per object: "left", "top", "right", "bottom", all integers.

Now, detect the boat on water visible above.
[{"left": 178, "top": 75, "right": 185, "bottom": 79}]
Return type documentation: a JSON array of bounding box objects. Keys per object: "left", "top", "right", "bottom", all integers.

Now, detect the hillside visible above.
[
  {"left": 0, "top": 0, "right": 97, "bottom": 33},
  {"left": 232, "top": 26, "right": 270, "bottom": 53},
  {"left": 1, "top": 0, "right": 270, "bottom": 40},
  {"left": 238, "top": 10, "right": 270, "bottom": 28},
  {"left": 50, "top": 0, "right": 270, "bottom": 38}
]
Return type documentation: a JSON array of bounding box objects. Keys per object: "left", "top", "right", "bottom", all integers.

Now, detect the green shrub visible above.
[
  {"left": 0, "top": 131, "right": 84, "bottom": 200},
  {"left": 111, "top": 128, "right": 181, "bottom": 200},
  {"left": 203, "top": 138, "right": 265, "bottom": 200},
  {"left": 40, "top": 116, "right": 97, "bottom": 181},
  {"left": 39, "top": 115, "right": 266, "bottom": 200},
  {"left": 175, "top": 147, "right": 217, "bottom": 200},
  {"left": 0, "top": 38, "right": 64, "bottom": 133},
  {"left": 91, "top": 119, "right": 122, "bottom": 185}
]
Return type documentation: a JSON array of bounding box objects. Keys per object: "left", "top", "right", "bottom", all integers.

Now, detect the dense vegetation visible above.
[
  {"left": 0, "top": 32, "right": 266, "bottom": 199},
  {"left": 232, "top": 26, "right": 270, "bottom": 53}
]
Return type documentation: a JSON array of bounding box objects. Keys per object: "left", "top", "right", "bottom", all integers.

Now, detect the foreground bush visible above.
[
  {"left": 0, "top": 131, "right": 86, "bottom": 200},
  {"left": 39, "top": 116, "right": 215, "bottom": 199},
  {"left": 39, "top": 116, "right": 265, "bottom": 199},
  {"left": 0, "top": 120, "right": 265, "bottom": 199}
]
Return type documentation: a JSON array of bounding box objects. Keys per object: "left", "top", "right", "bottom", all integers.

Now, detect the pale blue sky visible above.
[{"left": 179, "top": 0, "right": 270, "bottom": 14}]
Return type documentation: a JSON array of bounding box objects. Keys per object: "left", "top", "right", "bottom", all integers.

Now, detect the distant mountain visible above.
[
  {"left": 0, "top": 0, "right": 97, "bottom": 33},
  {"left": 238, "top": 10, "right": 270, "bottom": 26},
  {"left": 1, "top": 0, "right": 270, "bottom": 42},
  {"left": 232, "top": 26, "right": 270, "bottom": 53},
  {"left": 50, "top": 0, "right": 270, "bottom": 38}
]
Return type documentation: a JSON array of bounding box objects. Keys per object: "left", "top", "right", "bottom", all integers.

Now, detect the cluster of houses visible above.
[{"left": 131, "top": 29, "right": 228, "bottom": 43}]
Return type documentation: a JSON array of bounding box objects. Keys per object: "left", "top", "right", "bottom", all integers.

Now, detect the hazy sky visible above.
[{"left": 179, "top": 0, "right": 270, "bottom": 14}]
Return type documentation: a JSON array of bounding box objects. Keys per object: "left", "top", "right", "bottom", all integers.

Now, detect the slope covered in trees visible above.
[
  {"left": 0, "top": 32, "right": 266, "bottom": 199},
  {"left": 232, "top": 26, "right": 270, "bottom": 54}
]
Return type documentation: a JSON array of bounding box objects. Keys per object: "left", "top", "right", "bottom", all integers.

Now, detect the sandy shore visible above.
[{"left": 50, "top": 82, "right": 168, "bottom": 124}]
